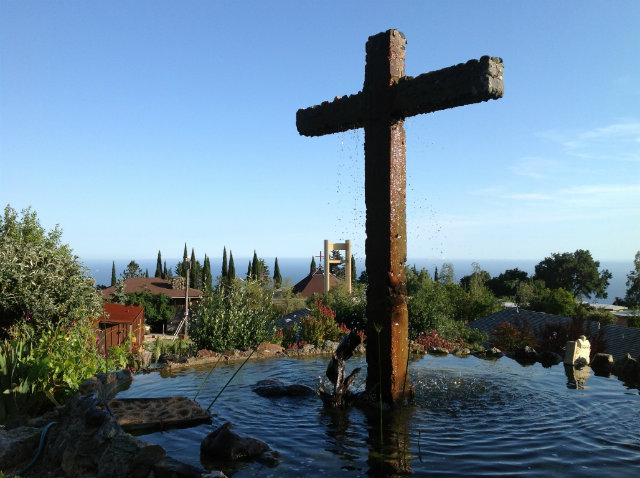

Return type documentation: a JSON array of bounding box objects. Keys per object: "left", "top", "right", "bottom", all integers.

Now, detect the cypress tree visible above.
[
  {"left": 273, "top": 257, "right": 282, "bottom": 288},
  {"left": 203, "top": 255, "right": 213, "bottom": 293},
  {"left": 351, "top": 256, "right": 356, "bottom": 284},
  {"left": 310, "top": 256, "right": 316, "bottom": 274},
  {"left": 145, "top": 268, "right": 149, "bottom": 278},
  {"left": 155, "top": 250, "right": 162, "bottom": 277},
  {"left": 228, "top": 252, "right": 236, "bottom": 280},
  {"left": 190, "top": 248, "right": 197, "bottom": 287},
  {"left": 163, "top": 261, "right": 168, "bottom": 279},
  {"left": 178, "top": 243, "right": 188, "bottom": 277},
  {"left": 434, "top": 266, "right": 439, "bottom": 283},
  {"left": 251, "top": 250, "right": 259, "bottom": 280},
  {"left": 111, "top": 261, "right": 116, "bottom": 286},
  {"left": 222, "top": 247, "right": 228, "bottom": 278}
]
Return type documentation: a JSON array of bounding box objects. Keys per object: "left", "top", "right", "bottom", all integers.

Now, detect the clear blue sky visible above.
[{"left": 1, "top": 1, "right": 639, "bottom": 264}]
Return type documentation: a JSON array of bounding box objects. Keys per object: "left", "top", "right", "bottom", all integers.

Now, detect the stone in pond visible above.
[
  {"left": 201, "top": 422, "right": 279, "bottom": 467},
  {"left": 252, "top": 379, "right": 315, "bottom": 397},
  {"left": 591, "top": 353, "right": 614, "bottom": 376},
  {"left": 511, "top": 345, "right": 538, "bottom": 365}
]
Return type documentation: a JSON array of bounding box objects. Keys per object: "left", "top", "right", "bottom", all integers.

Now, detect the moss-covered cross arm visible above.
[{"left": 296, "top": 29, "right": 503, "bottom": 405}]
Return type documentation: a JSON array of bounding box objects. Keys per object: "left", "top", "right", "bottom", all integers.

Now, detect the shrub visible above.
[
  {"left": 316, "top": 283, "right": 367, "bottom": 332},
  {"left": 0, "top": 205, "right": 103, "bottom": 339},
  {"left": 299, "top": 299, "right": 349, "bottom": 346},
  {"left": 190, "top": 281, "right": 277, "bottom": 352},
  {"left": 491, "top": 321, "right": 537, "bottom": 352},
  {"left": 276, "top": 325, "right": 298, "bottom": 349},
  {"left": 416, "top": 330, "right": 464, "bottom": 352},
  {"left": 1, "top": 319, "right": 106, "bottom": 422}
]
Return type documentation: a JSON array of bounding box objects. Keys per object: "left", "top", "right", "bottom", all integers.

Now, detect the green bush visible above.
[
  {"left": 1, "top": 319, "right": 106, "bottom": 422},
  {"left": 491, "top": 321, "right": 538, "bottom": 352},
  {"left": 276, "top": 325, "right": 298, "bottom": 349},
  {"left": 315, "top": 283, "right": 367, "bottom": 332},
  {"left": 0, "top": 205, "right": 103, "bottom": 339},
  {"left": 529, "top": 287, "right": 577, "bottom": 317},
  {"left": 124, "top": 290, "right": 174, "bottom": 331},
  {"left": 190, "top": 281, "right": 277, "bottom": 352},
  {"left": 299, "top": 299, "right": 349, "bottom": 346}
]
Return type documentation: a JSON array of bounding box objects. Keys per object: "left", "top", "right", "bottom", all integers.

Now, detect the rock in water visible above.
[
  {"left": 251, "top": 379, "right": 315, "bottom": 397},
  {"left": 201, "top": 422, "right": 278, "bottom": 466}
]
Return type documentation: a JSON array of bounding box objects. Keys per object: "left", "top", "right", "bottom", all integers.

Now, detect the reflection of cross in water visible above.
[{"left": 297, "top": 29, "right": 503, "bottom": 405}]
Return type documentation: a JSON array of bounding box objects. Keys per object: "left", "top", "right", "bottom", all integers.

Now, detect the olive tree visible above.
[{"left": 0, "top": 205, "right": 103, "bottom": 338}]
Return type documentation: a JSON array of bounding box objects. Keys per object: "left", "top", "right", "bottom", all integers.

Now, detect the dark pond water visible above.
[{"left": 116, "top": 355, "right": 640, "bottom": 477}]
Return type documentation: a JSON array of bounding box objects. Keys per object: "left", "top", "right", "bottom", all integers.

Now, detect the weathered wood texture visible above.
[{"left": 296, "top": 29, "right": 503, "bottom": 405}]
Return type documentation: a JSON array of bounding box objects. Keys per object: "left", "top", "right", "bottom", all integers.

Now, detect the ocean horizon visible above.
[{"left": 83, "top": 257, "right": 632, "bottom": 306}]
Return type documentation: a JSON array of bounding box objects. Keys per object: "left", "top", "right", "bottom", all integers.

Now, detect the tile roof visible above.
[
  {"left": 468, "top": 308, "right": 640, "bottom": 361},
  {"left": 101, "top": 302, "right": 144, "bottom": 324},
  {"left": 292, "top": 268, "right": 342, "bottom": 298},
  {"left": 101, "top": 277, "right": 203, "bottom": 301}
]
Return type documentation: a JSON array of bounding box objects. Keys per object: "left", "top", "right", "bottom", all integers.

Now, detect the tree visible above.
[
  {"left": 228, "top": 252, "right": 236, "bottom": 280},
  {"left": 351, "top": 256, "right": 356, "bottom": 284},
  {"left": 459, "top": 263, "right": 491, "bottom": 293},
  {"left": 358, "top": 270, "right": 368, "bottom": 285},
  {"left": 622, "top": 251, "right": 640, "bottom": 308},
  {"left": 110, "top": 278, "right": 127, "bottom": 305},
  {"left": 0, "top": 205, "right": 103, "bottom": 338},
  {"left": 329, "top": 250, "right": 345, "bottom": 279},
  {"left": 155, "top": 250, "right": 163, "bottom": 278},
  {"left": 529, "top": 287, "right": 577, "bottom": 317},
  {"left": 176, "top": 243, "right": 189, "bottom": 278},
  {"left": 310, "top": 256, "right": 317, "bottom": 274},
  {"left": 534, "top": 250, "right": 611, "bottom": 299},
  {"left": 249, "top": 250, "right": 269, "bottom": 281},
  {"left": 250, "top": 251, "right": 260, "bottom": 280},
  {"left": 163, "top": 261, "right": 171, "bottom": 279},
  {"left": 487, "top": 268, "right": 529, "bottom": 298},
  {"left": 222, "top": 247, "right": 228, "bottom": 279},
  {"left": 122, "top": 260, "right": 144, "bottom": 279},
  {"left": 145, "top": 268, "right": 149, "bottom": 278},
  {"left": 190, "top": 249, "right": 198, "bottom": 288},
  {"left": 125, "top": 290, "right": 173, "bottom": 331},
  {"left": 202, "top": 255, "right": 213, "bottom": 293},
  {"left": 273, "top": 257, "right": 282, "bottom": 288},
  {"left": 110, "top": 261, "right": 116, "bottom": 286},
  {"left": 439, "top": 263, "right": 455, "bottom": 285},
  {"left": 434, "top": 266, "right": 439, "bottom": 283}
]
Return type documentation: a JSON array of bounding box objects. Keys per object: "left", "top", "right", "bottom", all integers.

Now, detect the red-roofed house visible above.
[
  {"left": 98, "top": 302, "right": 145, "bottom": 353},
  {"left": 101, "top": 277, "right": 203, "bottom": 333},
  {"left": 292, "top": 268, "right": 343, "bottom": 298}
]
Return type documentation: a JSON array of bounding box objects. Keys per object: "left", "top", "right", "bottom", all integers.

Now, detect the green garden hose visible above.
[{"left": 11, "top": 421, "right": 56, "bottom": 478}]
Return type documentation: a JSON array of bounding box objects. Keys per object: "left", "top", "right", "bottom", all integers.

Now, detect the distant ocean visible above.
[{"left": 84, "top": 257, "right": 631, "bottom": 305}]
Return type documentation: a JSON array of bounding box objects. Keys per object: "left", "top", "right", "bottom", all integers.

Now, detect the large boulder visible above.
[
  {"left": 613, "top": 354, "right": 640, "bottom": 385},
  {"left": 252, "top": 379, "right": 315, "bottom": 398},
  {"left": 591, "top": 353, "right": 614, "bottom": 377},
  {"left": 201, "top": 422, "right": 279, "bottom": 467},
  {"left": 538, "top": 350, "right": 563, "bottom": 368},
  {"left": 0, "top": 426, "right": 41, "bottom": 471},
  {"left": 510, "top": 346, "right": 538, "bottom": 365}
]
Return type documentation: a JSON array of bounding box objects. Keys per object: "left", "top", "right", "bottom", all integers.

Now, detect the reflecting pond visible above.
[{"left": 116, "top": 354, "right": 640, "bottom": 477}]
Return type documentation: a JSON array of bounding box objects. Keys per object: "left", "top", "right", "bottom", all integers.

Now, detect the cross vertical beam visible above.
[
  {"left": 296, "top": 29, "right": 503, "bottom": 405},
  {"left": 363, "top": 31, "right": 411, "bottom": 403}
]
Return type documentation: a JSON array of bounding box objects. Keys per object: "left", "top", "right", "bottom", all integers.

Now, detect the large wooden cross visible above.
[{"left": 297, "top": 29, "right": 503, "bottom": 405}]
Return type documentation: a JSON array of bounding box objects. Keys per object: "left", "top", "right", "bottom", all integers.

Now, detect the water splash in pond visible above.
[{"left": 116, "top": 355, "right": 640, "bottom": 477}]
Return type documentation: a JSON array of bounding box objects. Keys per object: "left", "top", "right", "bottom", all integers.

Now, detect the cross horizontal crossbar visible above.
[{"left": 296, "top": 56, "right": 503, "bottom": 137}]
